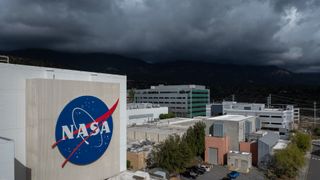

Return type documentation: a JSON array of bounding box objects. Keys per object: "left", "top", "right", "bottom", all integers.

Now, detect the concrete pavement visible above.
[{"left": 307, "top": 144, "right": 320, "bottom": 180}]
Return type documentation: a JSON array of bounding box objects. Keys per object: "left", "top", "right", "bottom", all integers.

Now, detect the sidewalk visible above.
[{"left": 298, "top": 150, "right": 311, "bottom": 180}]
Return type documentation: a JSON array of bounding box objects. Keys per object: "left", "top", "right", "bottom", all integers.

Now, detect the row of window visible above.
[
  {"left": 135, "top": 96, "right": 187, "bottom": 99},
  {"left": 259, "top": 115, "right": 283, "bottom": 118},
  {"left": 191, "top": 92, "right": 209, "bottom": 95},
  {"left": 261, "top": 122, "right": 283, "bottom": 125}
]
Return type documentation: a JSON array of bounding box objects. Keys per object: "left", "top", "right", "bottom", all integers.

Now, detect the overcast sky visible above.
[{"left": 0, "top": 0, "right": 320, "bottom": 72}]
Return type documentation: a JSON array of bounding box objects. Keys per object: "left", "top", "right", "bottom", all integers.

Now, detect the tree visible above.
[
  {"left": 147, "top": 122, "right": 206, "bottom": 173},
  {"left": 292, "top": 132, "right": 311, "bottom": 153},
  {"left": 272, "top": 144, "right": 305, "bottom": 178},
  {"left": 193, "top": 121, "right": 206, "bottom": 157},
  {"left": 314, "top": 128, "right": 320, "bottom": 136},
  {"left": 150, "top": 135, "right": 187, "bottom": 173},
  {"left": 128, "top": 89, "right": 135, "bottom": 103}
]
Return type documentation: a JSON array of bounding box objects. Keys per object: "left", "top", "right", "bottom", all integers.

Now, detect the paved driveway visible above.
[
  {"left": 307, "top": 144, "right": 320, "bottom": 180},
  {"left": 181, "top": 165, "right": 265, "bottom": 180}
]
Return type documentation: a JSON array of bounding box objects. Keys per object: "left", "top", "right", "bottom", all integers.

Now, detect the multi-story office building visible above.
[
  {"left": 222, "top": 101, "right": 297, "bottom": 133},
  {"left": 134, "top": 85, "right": 210, "bottom": 118}
]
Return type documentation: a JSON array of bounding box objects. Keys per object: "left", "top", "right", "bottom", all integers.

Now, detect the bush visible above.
[
  {"left": 159, "top": 112, "right": 175, "bottom": 119},
  {"left": 127, "top": 160, "right": 132, "bottom": 169},
  {"left": 314, "top": 128, "right": 320, "bottom": 136},
  {"left": 292, "top": 132, "right": 311, "bottom": 153}
]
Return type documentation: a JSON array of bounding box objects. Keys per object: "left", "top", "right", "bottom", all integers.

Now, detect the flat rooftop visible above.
[
  {"left": 273, "top": 139, "right": 289, "bottom": 150},
  {"left": 207, "top": 115, "right": 254, "bottom": 122},
  {"left": 128, "top": 117, "right": 203, "bottom": 134}
]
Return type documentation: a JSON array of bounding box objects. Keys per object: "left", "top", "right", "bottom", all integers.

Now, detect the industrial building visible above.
[
  {"left": 227, "top": 151, "right": 252, "bottom": 173},
  {"left": 206, "top": 103, "right": 223, "bottom": 117},
  {"left": 127, "top": 117, "right": 203, "bottom": 143},
  {"left": 127, "top": 103, "right": 168, "bottom": 126},
  {"left": 0, "top": 63, "right": 127, "bottom": 180},
  {"left": 127, "top": 140, "right": 153, "bottom": 170},
  {"left": 222, "top": 101, "right": 298, "bottom": 134},
  {"left": 257, "top": 132, "right": 285, "bottom": 168},
  {"left": 134, "top": 85, "right": 210, "bottom": 118},
  {"left": 204, "top": 115, "right": 256, "bottom": 165}
]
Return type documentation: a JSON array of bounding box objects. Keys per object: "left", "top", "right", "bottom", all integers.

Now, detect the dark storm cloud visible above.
[{"left": 0, "top": 0, "right": 319, "bottom": 72}]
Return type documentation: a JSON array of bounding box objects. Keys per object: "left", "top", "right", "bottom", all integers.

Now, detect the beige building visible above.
[
  {"left": 227, "top": 151, "right": 252, "bottom": 173},
  {"left": 0, "top": 63, "right": 127, "bottom": 180}
]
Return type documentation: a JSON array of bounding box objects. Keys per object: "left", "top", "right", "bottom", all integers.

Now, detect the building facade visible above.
[
  {"left": 127, "top": 103, "right": 168, "bottom": 126},
  {"left": 227, "top": 151, "right": 252, "bottom": 173},
  {"left": 134, "top": 85, "right": 210, "bottom": 118},
  {"left": 206, "top": 103, "right": 223, "bottom": 117},
  {"left": 204, "top": 115, "right": 256, "bottom": 165},
  {"left": 257, "top": 132, "right": 279, "bottom": 168},
  {"left": 0, "top": 63, "right": 127, "bottom": 180},
  {"left": 223, "top": 101, "right": 296, "bottom": 132}
]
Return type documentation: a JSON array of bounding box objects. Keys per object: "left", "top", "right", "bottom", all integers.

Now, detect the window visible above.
[
  {"left": 213, "top": 123, "right": 224, "bottom": 137},
  {"left": 244, "top": 107, "right": 251, "bottom": 110},
  {"left": 245, "top": 121, "right": 252, "bottom": 134},
  {"left": 271, "top": 122, "right": 282, "bottom": 125},
  {"left": 259, "top": 115, "right": 269, "bottom": 118},
  {"left": 271, "top": 116, "right": 282, "bottom": 118}
]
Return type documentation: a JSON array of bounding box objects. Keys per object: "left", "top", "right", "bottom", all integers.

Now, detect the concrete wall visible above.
[
  {"left": 0, "top": 137, "right": 14, "bottom": 180},
  {"left": 258, "top": 141, "right": 272, "bottom": 168},
  {"left": 0, "top": 63, "right": 127, "bottom": 179},
  {"left": 127, "top": 107, "right": 168, "bottom": 125},
  {"left": 205, "top": 117, "right": 256, "bottom": 151},
  {"left": 239, "top": 141, "right": 258, "bottom": 166},
  {"left": 205, "top": 136, "right": 229, "bottom": 165},
  {"left": 127, "top": 151, "right": 148, "bottom": 170},
  {"left": 227, "top": 152, "right": 252, "bottom": 173},
  {"left": 26, "top": 79, "right": 121, "bottom": 180}
]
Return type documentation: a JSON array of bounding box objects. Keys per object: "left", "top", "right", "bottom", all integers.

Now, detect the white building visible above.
[
  {"left": 0, "top": 63, "right": 127, "bottom": 180},
  {"left": 134, "top": 85, "right": 210, "bottom": 118},
  {"left": 222, "top": 101, "right": 297, "bottom": 132},
  {"left": 127, "top": 103, "right": 168, "bottom": 126}
]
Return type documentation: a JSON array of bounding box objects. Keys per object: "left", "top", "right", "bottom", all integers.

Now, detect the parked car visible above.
[
  {"left": 312, "top": 141, "right": 320, "bottom": 146},
  {"left": 200, "top": 165, "right": 211, "bottom": 172},
  {"left": 181, "top": 171, "right": 196, "bottom": 179},
  {"left": 189, "top": 166, "right": 205, "bottom": 175},
  {"left": 228, "top": 171, "right": 240, "bottom": 179}
]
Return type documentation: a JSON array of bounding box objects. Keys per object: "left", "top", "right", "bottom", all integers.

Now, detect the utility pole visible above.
[
  {"left": 232, "top": 94, "right": 235, "bottom": 102},
  {"left": 314, "top": 101, "right": 317, "bottom": 127}
]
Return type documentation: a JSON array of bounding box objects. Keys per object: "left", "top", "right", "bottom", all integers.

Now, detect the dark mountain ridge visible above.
[{"left": 1, "top": 49, "right": 320, "bottom": 95}]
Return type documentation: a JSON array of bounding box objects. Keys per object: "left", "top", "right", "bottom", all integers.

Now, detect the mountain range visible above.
[{"left": 1, "top": 49, "right": 320, "bottom": 102}]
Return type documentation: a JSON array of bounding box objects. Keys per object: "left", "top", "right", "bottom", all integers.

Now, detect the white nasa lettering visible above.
[
  {"left": 100, "top": 121, "right": 110, "bottom": 134},
  {"left": 62, "top": 121, "right": 110, "bottom": 141},
  {"left": 90, "top": 122, "right": 100, "bottom": 135},
  {"left": 77, "top": 124, "right": 89, "bottom": 138},
  {"left": 62, "top": 125, "right": 74, "bottom": 140}
]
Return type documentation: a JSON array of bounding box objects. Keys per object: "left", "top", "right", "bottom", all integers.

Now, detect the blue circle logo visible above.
[{"left": 52, "top": 96, "right": 118, "bottom": 168}]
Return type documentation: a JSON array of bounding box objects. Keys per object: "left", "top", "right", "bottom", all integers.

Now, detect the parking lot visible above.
[{"left": 181, "top": 165, "right": 265, "bottom": 180}]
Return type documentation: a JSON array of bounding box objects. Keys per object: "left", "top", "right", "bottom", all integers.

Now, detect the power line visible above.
[{"left": 271, "top": 94, "right": 315, "bottom": 104}]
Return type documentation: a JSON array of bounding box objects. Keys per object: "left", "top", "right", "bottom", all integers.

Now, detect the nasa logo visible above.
[{"left": 51, "top": 96, "right": 119, "bottom": 168}]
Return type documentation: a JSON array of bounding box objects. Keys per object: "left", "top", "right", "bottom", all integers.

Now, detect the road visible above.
[{"left": 307, "top": 144, "right": 320, "bottom": 180}]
